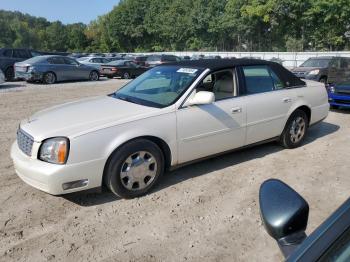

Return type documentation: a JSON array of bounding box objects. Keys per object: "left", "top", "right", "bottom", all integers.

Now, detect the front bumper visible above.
[
  {"left": 11, "top": 142, "right": 105, "bottom": 195},
  {"left": 15, "top": 71, "right": 43, "bottom": 81},
  {"left": 328, "top": 92, "right": 350, "bottom": 108}
]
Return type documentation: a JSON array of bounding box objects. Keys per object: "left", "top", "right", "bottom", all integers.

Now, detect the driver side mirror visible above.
[
  {"left": 259, "top": 179, "right": 309, "bottom": 258},
  {"left": 183, "top": 91, "right": 215, "bottom": 107}
]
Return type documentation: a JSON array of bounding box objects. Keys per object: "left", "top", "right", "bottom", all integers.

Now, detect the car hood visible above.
[
  {"left": 291, "top": 67, "right": 322, "bottom": 72},
  {"left": 20, "top": 96, "right": 163, "bottom": 141}
]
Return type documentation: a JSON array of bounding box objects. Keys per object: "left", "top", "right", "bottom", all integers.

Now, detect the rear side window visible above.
[
  {"left": 13, "top": 50, "right": 30, "bottom": 58},
  {"left": 48, "top": 57, "right": 65, "bottom": 64},
  {"left": 3, "top": 49, "right": 13, "bottom": 57},
  {"left": 242, "top": 65, "right": 284, "bottom": 94}
]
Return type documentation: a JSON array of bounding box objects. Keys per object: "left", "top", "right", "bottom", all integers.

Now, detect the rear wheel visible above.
[
  {"left": 43, "top": 72, "right": 56, "bottom": 84},
  {"left": 5, "top": 67, "right": 14, "bottom": 81},
  {"left": 280, "top": 110, "right": 308, "bottom": 149},
  {"left": 104, "top": 139, "right": 164, "bottom": 199},
  {"left": 89, "top": 71, "right": 99, "bottom": 81}
]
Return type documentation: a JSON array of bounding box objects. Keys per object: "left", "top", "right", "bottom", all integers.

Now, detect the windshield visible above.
[
  {"left": 112, "top": 66, "right": 203, "bottom": 108},
  {"left": 300, "top": 58, "right": 331, "bottom": 68}
]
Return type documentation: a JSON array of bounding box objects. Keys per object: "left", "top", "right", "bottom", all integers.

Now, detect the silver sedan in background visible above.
[
  {"left": 0, "top": 69, "right": 5, "bottom": 84},
  {"left": 15, "top": 55, "right": 100, "bottom": 84},
  {"left": 77, "top": 57, "right": 112, "bottom": 70}
]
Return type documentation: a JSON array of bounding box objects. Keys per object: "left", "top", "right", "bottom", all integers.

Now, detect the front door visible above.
[{"left": 176, "top": 68, "right": 246, "bottom": 164}]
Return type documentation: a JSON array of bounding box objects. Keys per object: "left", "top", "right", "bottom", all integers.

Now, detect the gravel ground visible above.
[{"left": 0, "top": 79, "right": 349, "bottom": 262}]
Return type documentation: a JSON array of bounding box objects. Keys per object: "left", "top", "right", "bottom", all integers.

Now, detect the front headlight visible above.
[
  {"left": 328, "top": 86, "right": 335, "bottom": 93},
  {"left": 39, "top": 137, "right": 69, "bottom": 164},
  {"left": 308, "top": 69, "right": 320, "bottom": 75},
  {"left": 28, "top": 66, "right": 34, "bottom": 72}
]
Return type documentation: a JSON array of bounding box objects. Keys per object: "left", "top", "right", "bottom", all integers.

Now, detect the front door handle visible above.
[
  {"left": 231, "top": 107, "right": 242, "bottom": 114},
  {"left": 283, "top": 98, "right": 292, "bottom": 103}
]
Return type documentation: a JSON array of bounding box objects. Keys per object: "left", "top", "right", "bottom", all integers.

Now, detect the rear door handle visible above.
[
  {"left": 231, "top": 107, "right": 242, "bottom": 114},
  {"left": 283, "top": 98, "right": 292, "bottom": 103}
]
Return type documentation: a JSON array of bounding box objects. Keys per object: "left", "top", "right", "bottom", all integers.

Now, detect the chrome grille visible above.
[{"left": 17, "top": 129, "right": 34, "bottom": 156}]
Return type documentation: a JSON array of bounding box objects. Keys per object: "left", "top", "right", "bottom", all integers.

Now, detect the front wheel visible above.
[
  {"left": 280, "top": 110, "right": 308, "bottom": 149},
  {"left": 89, "top": 71, "right": 99, "bottom": 81},
  {"left": 104, "top": 139, "right": 164, "bottom": 199}
]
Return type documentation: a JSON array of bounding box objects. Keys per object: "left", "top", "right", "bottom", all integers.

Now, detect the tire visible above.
[
  {"left": 104, "top": 139, "right": 164, "bottom": 199},
  {"left": 319, "top": 77, "right": 327, "bottom": 86},
  {"left": 43, "top": 72, "right": 56, "bottom": 84},
  {"left": 122, "top": 72, "right": 130, "bottom": 79},
  {"left": 5, "top": 67, "right": 14, "bottom": 81},
  {"left": 330, "top": 105, "right": 339, "bottom": 110},
  {"left": 280, "top": 109, "right": 308, "bottom": 149},
  {"left": 89, "top": 71, "right": 99, "bottom": 81}
]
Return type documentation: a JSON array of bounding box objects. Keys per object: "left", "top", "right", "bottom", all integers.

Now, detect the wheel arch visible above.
[
  {"left": 43, "top": 71, "right": 57, "bottom": 82},
  {"left": 102, "top": 135, "right": 172, "bottom": 187},
  {"left": 285, "top": 105, "right": 312, "bottom": 128}
]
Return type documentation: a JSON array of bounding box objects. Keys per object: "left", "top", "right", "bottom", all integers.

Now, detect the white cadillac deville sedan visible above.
[{"left": 11, "top": 59, "right": 329, "bottom": 199}]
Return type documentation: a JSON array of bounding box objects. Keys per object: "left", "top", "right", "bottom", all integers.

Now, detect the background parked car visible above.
[
  {"left": 0, "top": 48, "right": 38, "bottom": 81},
  {"left": 291, "top": 56, "right": 350, "bottom": 84},
  {"left": 0, "top": 69, "right": 5, "bottom": 84},
  {"left": 260, "top": 179, "right": 350, "bottom": 261},
  {"left": 145, "top": 54, "right": 181, "bottom": 67},
  {"left": 15, "top": 55, "right": 99, "bottom": 84},
  {"left": 328, "top": 81, "right": 350, "bottom": 109},
  {"left": 100, "top": 60, "right": 149, "bottom": 79},
  {"left": 133, "top": 56, "right": 148, "bottom": 66},
  {"left": 77, "top": 57, "right": 111, "bottom": 70}
]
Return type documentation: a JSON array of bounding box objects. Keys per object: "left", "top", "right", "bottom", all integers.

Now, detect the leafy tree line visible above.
[{"left": 1, "top": 0, "right": 350, "bottom": 53}]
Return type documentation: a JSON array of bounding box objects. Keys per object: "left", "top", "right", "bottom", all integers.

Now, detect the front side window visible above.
[
  {"left": 196, "top": 69, "right": 235, "bottom": 100},
  {"left": 113, "top": 66, "right": 203, "bottom": 108},
  {"left": 64, "top": 58, "right": 78, "bottom": 65},
  {"left": 242, "top": 65, "right": 284, "bottom": 94}
]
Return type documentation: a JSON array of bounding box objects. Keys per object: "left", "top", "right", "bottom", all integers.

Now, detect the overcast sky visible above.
[{"left": 0, "top": 0, "right": 119, "bottom": 24}]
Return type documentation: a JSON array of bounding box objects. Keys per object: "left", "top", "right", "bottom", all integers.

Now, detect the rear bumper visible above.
[
  {"left": 328, "top": 93, "right": 350, "bottom": 107},
  {"left": 15, "top": 71, "right": 43, "bottom": 81}
]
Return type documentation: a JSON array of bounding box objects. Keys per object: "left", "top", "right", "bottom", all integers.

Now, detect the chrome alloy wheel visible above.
[
  {"left": 289, "top": 116, "right": 306, "bottom": 144},
  {"left": 120, "top": 151, "right": 157, "bottom": 191}
]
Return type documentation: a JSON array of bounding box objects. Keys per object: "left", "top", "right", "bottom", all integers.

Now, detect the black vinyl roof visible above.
[
  {"left": 166, "top": 58, "right": 273, "bottom": 71},
  {"left": 165, "top": 58, "right": 305, "bottom": 88}
]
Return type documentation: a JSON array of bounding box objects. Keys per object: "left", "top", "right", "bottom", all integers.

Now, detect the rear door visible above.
[
  {"left": 240, "top": 65, "right": 296, "bottom": 145},
  {"left": 47, "top": 57, "right": 67, "bottom": 81}
]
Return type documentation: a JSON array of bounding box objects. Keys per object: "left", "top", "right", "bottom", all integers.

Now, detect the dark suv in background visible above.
[
  {"left": 0, "top": 48, "right": 40, "bottom": 80},
  {"left": 291, "top": 56, "right": 350, "bottom": 84}
]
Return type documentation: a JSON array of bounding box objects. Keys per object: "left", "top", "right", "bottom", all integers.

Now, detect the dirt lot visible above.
[{"left": 0, "top": 79, "right": 349, "bottom": 262}]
